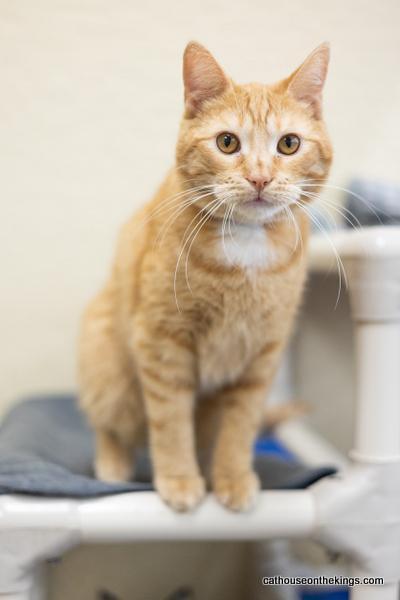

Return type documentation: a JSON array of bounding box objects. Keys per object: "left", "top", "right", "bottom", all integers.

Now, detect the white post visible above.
[
  {"left": 352, "top": 322, "right": 400, "bottom": 461},
  {"left": 341, "top": 229, "right": 400, "bottom": 600},
  {"left": 350, "top": 325, "right": 400, "bottom": 600}
]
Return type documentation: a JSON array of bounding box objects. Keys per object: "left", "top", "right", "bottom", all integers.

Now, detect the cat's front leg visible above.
[
  {"left": 135, "top": 326, "right": 205, "bottom": 511},
  {"left": 211, "top": 341, "right": 283, "bottom": 511}
]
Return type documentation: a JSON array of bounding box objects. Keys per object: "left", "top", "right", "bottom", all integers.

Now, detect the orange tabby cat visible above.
[{"left": 79, "top": 42, "right": 332, "bottom": 512}]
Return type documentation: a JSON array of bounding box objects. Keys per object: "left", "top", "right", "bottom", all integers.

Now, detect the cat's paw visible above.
[
  {"left": 156, "top": 475, "right": 206, "bottom": 512},
  {"left": 213, "top": 471, "right": 260, "bottom": 511}
]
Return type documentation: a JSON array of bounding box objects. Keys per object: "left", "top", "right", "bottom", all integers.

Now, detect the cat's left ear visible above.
[
  {"left": 286, "top": 43, "right": 330, "bottom": 118},
  {"left": 183, "top": 42, "right": 230, "bottom": 117}
]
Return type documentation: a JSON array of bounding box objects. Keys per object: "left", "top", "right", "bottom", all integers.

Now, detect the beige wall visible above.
[{"left": 1, "top": 0, "right": 400, "bottom": 411}]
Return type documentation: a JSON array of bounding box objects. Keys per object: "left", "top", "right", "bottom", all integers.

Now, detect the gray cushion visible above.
[{"left": 0, "top": 395, "right": 335, "bottom": 497}]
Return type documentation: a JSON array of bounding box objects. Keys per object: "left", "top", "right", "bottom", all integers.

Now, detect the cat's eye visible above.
[
  {"left": 216, "top": 132, "right": 240, "bottom": 154},
  {"left": 277, "top": 134, "right": 300, "bottom": 155}
]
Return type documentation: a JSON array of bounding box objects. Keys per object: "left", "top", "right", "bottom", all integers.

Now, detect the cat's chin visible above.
[{"left": 233, "top": 202, "right": 288, "bottom": 226}]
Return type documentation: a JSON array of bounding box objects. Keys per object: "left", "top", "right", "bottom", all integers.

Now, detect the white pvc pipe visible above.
[
  {"left": 352, "top": 322, "right": 400, "bottom": 461},
  {"left": 0, "top": 490, "right": 316, "bottom": 543},
  {"left": 78, "top": 490, "right": 316, "bottom": 542},
  {"left": 349, "top": 321, "right": 400, "bottom": 600},
  {"left": 339, "top": 229, "right": 400, "bottom": 600}
]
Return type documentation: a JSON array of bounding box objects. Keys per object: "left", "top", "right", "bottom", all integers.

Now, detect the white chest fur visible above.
[{"left": 218, "top": 221, "right": 275, "bottom": 270}]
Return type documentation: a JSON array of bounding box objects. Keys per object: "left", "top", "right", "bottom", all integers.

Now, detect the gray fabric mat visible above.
[{"left": 0, "top": 395, "right": 335, "bottom": 497}]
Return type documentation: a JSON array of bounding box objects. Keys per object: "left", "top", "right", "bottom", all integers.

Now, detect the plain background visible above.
[{"left": 1, "top": 0, "right": 400, "bottom": 412}]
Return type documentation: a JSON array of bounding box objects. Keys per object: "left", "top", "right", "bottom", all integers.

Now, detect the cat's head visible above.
[{"left": 176, "top": 42, "right": 332, "bottom": 226}]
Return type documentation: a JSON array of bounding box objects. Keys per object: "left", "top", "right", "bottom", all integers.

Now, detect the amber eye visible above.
[
  {"left": 277, "top": 134, "right": 301, "bottom": 155},
  {"left": 216, "top": 132, "right": 240, "bottom": 154}
]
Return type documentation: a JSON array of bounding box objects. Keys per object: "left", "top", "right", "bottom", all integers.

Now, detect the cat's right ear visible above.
[{"left": 183, "top": 42, "right": 229, "bottom": 118}]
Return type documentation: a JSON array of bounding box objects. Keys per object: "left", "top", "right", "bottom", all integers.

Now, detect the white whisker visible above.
[
  {"left": 173, "top": 198, "right": 224, "bottom": 311},
  {"left": 156, "top": 190, "right": 215, "bottom": 246},
  {"left": 131, "top": 184, "right": 215, "bottom": 237},
  {"left": 290, "top": 184, "right": 363, "bottom": 229},
  {"left": 284, "top": 204, "right": 303, "bottom": 255},
  {"left": 295, "top": 180, "right": 385, "bottom": 224},
  {"left": 227, "top": 203, "right": 238, "bottom": 248},
  {"left": 221, "top": 202, "right": 230, "bottom": 263},
  {"left": 184, "top": 198, "right": 226, "bottom": 294},
  {"left": 293, "top": 199, "right": 347, "bottom": 308}
]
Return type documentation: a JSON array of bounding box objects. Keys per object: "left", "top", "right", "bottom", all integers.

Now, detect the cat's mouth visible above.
[
  {"left": 244, "top": 198, "right": 266, "bottom": 208},
  {"left": 243, "top": 194, "right": 280, "bottom": 207}
]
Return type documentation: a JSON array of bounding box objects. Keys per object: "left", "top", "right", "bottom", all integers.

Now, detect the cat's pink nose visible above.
[{"left": 245, "top": 176, "right": 272, "bottom": 192}]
